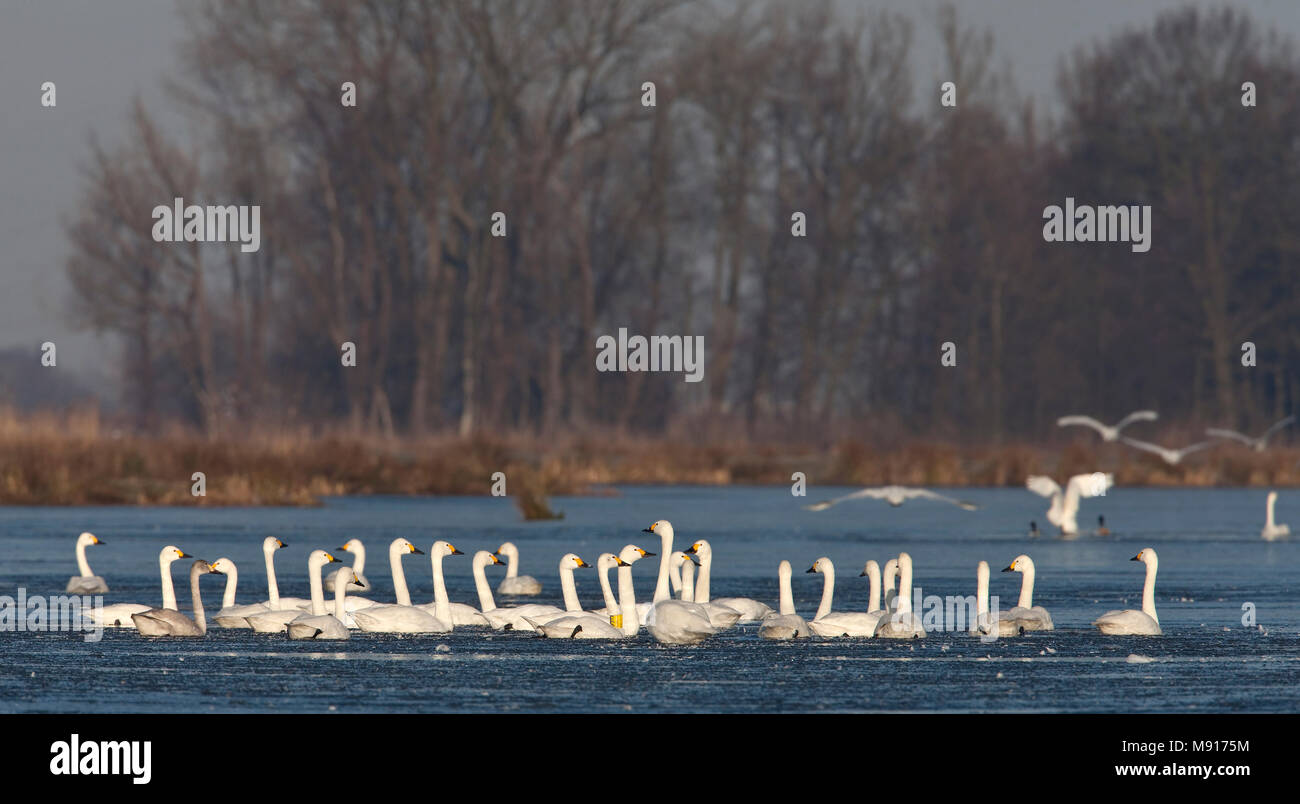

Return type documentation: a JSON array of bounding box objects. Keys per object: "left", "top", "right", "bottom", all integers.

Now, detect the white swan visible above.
[
  {"left": 1263, "top": 491, "right": 1290, "bottom": 541},
  {"left": 999, "top": 554, "right": 1053, "bottom": 631},
  {"left": 495, "top": 542, "right": 542, "bottom": 596},
  {"left": 804, "top": 486, "right": 978, "bottom": 511},
  {"left": 590, "top": 552, "right": 640, "bottom": 622},
  {"left": 85, "top": 545, "right": 193, "bottom": 628},
  {"left": 625, "top": 546, "right": 715, "bottom": 645},
  {"left": 674, "top": 551, "right": 697, "bottom": 602},
  {"left": 1207, "top": 415, "right": 1295, "bottom": 452},
  {"left": 254, "top": 536, "right": 314, "bottom": 612},
  {"left": 516, "top": 552, "right": 593, "bottom": 631},
  {"left": 970, "top": 560, "right": 1017, "bottom": 638},
  {"left": 210, "top": 558, "right": 270, "bottom": 628},
  {"left": 805, "top": 557, "right": 881, "bottom": 637},
  {"left": 324, "top": 538, "right": 372, "bottom": 594},
  {"left": 1093, "top": 548, "right": 1162, "bottom": 635},
  {"left": 1057, "top": 410, "right": 1157, "bottom": 442},
  {"left": 1026, "top": 473, "right": 1113, "bottom": 534},
  {"left": 471, "top": 550, "right": 565, "bottom": 631},
  {"left": 247, "top": 551, "right": 343, "bottom": 633},
  {"left": 414, "top": 541, "right": 488, "bottom": 626},
  {"left": 758, "top": 561, "right": 810, "bottom": 640},
  {"left": 683, "top": 539, "right": 760, "bottom": 626},
  {"left": 66, "top": 532, "right": 109, "bottom": 594},
  {"left": 351, "top": 538, "right": 450, "bottom": 633},
  {"left": 526, "top": 554, "right": 626, "bottom": 639},
  {"left": 288, "top": 558, "right": 352, "bottom": 640},
  {"left": 1120, "top": 436, "right": 1216, "bottom": 465},
  {"left": 132, "top": 560, "right": 218, "bottom": 636},
  {"left": 874, "top": 552, "right": 925, "bottom": 638}
]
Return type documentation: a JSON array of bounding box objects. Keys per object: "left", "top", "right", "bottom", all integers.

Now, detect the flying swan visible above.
[
  {"left": 1056, "top": 410, "right": 1157, "bottom": 442},
  {"left": 1206, "top": 415, "right": 1295, "bottom": 452},
  {"left": 804, "top": 486, "right": 978, "bottom": 511}
]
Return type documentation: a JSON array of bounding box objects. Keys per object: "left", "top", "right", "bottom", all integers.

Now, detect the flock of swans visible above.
[
  {"left": 63, "top": 518, "right": 1169, "bottom": 643},
  {"left": 1057, "top": 410, "right": 1295, "bottom": 465}
]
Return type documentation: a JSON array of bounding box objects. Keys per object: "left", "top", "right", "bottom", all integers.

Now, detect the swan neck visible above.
[
  {"left": 815, "top": 564, "right": 834, "bottom": 620},
  {"left": 1141, "top": 558, "right": 1158, "bottom": 623},
  {"left": 264, "top": 548, "right": 280, "bottom": 608},
  {"left": 617, "top": 565, "right": 639, "bottom": 635},
  {"left": 1266, "top": 495, "right": 1276, "bottom": 527},
  {"left": 309, "top": 559, "right": 326, "bottom": 616},
  {"left": 778, "top": 571, "right": 794, "bottom": 616},
  {"left": 190, "top": 564, "right": 207, "bottom": 634},
  {"left": 696, "top": 550, "right": 711, "bottom": 603},
  {"left": 560, "top": 566, "right": 580, "bottom": 612},
  {"left": 868, "top": 565, "right": 882, "bottom": 613},
  {"left": 431, "top": 553, "right": 451, "bottom": 624},
  {"left": 390, "top": 546, "right": 411, "bottom": 607},
  {"left": 160, "top": 555, "right": 177, "bottom": 610},
  {"left": 351, "top": 542, "right": 366, "bottom": 574},
  {"left": 505, "top": 548, "right": 519, "bottom": 579},
  {"left": 681, "top": 562, "right": 695, "bottom": 603},
  {"left": 653, "top": 532, "right": 672, "bottom": 602},
  {"left": 474, "top": 558, "right": 496, "bottom": 612},
  {"left": 334, "top": 571, "right": 348, "bottom": 620},
  {"left": 75, "top": 541, "right": 93, "bottom": 577},
  {"left": 977, "top": 567, "right": 989, "bottom": 615},
  {"left": 222, "top": 565, "right": 238, "bottom": 609},
  {"left": 598, "top": 564, "right": 617, "bottom": 613},
  {"left": 1019, "top": 563, "right": 1035, "bottom": 609},
  {"left": 897, "top": 561, "right": 913, "bottom": 614}
]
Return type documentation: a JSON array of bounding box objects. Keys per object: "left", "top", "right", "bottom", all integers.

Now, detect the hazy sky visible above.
[{"left": 1, "top": 0, "right": 1298, "bottom": 385}]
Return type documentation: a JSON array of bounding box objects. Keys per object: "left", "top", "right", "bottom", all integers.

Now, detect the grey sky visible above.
[{"left": 1, "top": 0, "right": 1297, "bottom": 387}]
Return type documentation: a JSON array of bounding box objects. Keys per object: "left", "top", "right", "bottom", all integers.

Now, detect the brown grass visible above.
[{"left": 0, "top": 407, "right": 1296, "bottom": 506}]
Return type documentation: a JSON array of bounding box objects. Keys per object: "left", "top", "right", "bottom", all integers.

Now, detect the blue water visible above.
[{"left": 1, "top": 487, "right": 1297, "bottom": 713}]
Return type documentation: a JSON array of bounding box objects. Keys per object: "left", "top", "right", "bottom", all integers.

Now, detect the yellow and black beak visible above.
[
  {"left": 1130, "top": 553, "right": 1143, "bottom": 562},
  {"left": 178, "top": 550, "right": 192, "bottom": 558},
  {"left": 93, "top": 537, "right": 104, "bottom": 545},
  {"left": 639, "top": 549, "right": 656, "bottom": 557},
  {"left": 410, "top": 545, "right": 425, "bottom": 555},
  {"left": 277, "top": 539, "right": 287, "bottom": 548},
  {"left": 325, "top": 553, "right": 341, "bottom": 563},
  {"left": 576, "top": 558, "right": 591, "bottom": 568},
  {"left": 684, "top": 544, "right": 699, "bottom": 555},
  {"left": 336, "top": 544, "right": 348, "bottom": 552},
  {"left": 615, "top": 557, "right": 629, "bottom": 566},
  {"left": 805, "top": 564, "right": 817, "bottom": 573},
  {"left": 450, "top": 546, "right": 464, "bottom": 555},
  {"left": 490, "top": 554, "right": 503, "bottom": 565},
  {"left": 642, "top": 525, "right": 656, "bottom": 533},
  {"left": 1001, "top": 564, "right": 1015, "bottom": 572},
  {"left": 208, "top": 563, "right": 223, "bottom": 574}
]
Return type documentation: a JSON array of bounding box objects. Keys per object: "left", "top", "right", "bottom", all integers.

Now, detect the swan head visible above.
[
  {"left": 474, "top": 550, "right": 504, "bottom": 569},
  {"left": 977, "top": 560, "right": 989, "bottom": 580},
  {"left": 807, "top": 557, "right": 832, "bottom": 574},
  {"left": 683, "top": 539, "right": 711, "bottom": 559},
  {"left": 193, "top": 560, "right": 218, "bottom": 576},
  {"left": 309, "top": 549, "right": 342, "bottom": 569},
  {"left": 671, "top": 550, "right": 698, "bottom": 567},
  {"left": 617, "top": 544, "right": 650, "bottom": 565},
  {"left": 338, "top": 538, "right": 362, "bottom": 553},
  {"left": 596, "top": 553, "right": 618, "bottom": 572},
  {"left": 160, "top": 545, "right": 193, "bottom": 564},
  {"left": 494, "top": 542, "right": 520, "bottom": 561},
  {"left": 392, "top": 538, "right": 424, "bottom": 556},
  {"left": 335, "top": 567, "right": 355, "bottom": 587},
  {"left": 559, "top": 553, "right": 590, "bottom": 570},
  {"left": 1002, "top": 555, "right": 1033, "bottom": 574},
  {"left": 211, "top": 558, "right": 237, "bottom": 576},
  {"left": 263, "top": 536, "right": 287, "bottom": 553},
  {"left": 642, "top": 520, "right": 674, "bottom": 541},
  {"left": 78, "top": 532, "right": 102, "bottom": 547},
  {"left": 859, "top": 559, "right": 879, "bottom": 578},
  {"left": 433, "top": 541, "right": 463, "bottom": 557},
  {"left": 778, "top": 559, "right": 792, "bottom": 579},
  {"left": 1268, "top": 490, "right": 1279, "bottom": 503},
  {"left": 1131, "top": 548, "right": 1158, "bottom": 568}
]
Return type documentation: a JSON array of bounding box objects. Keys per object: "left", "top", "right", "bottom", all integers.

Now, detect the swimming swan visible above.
[
  {"left": 683, "top": 540, "right": 758, "bottom": 626},
  {"left": 415, "top": 540, "right": 487, "bottom": 626},
  {"left": 874, "top": 552, "right": 925, "bottom": 638},
  {"left": 351, "top": 538, "right": 450, "bottom": 633},
  {"left": 971, "top": 560, "right": 1018, "bottom": 637},
  {"left": 514, "top": 552, "right": 592, "bottom": 631},
  {"left": 1000, "top": 554, "right": 1053, "bottom": 631},
  {"left": 1026, "top": 473, "right": 1113, "bottom": 534},
  {"left": 525, "top": 554, "right": 626, "bottom": 639},
  {"left": 625, "top": 545, "right": 716, "bottom": 645},
  {"left": 247, "top": 551, "right": 342, "bottom": 633},
  {"left": 288, "top": 556, "right": 353, "bottom": 640},
  {"left": 806, "top": 557, "right": 881, "bottom": 637},
  {"left": 1093, "top": 548, "right": 1162, "bottom": 635},
  {"left": 324, "top": 538, "right": 372, "bottom": 594},
  {"left": 85, "top": 545, "right": 193, "bottom": 628},
  {"left": 211, "top": 558, "right": 270, "bottom": 628},
  {"left": 132, "top": 560, "right": 218, "bottom": 636},
  {"left": 66, "top": 532, "right": 109, "bottom": 594},
  {"left": 1262, "top": 491, "right": 1290, "bottom": 540},
  {"left": 471, "top": 550, "right": 564, "bottom": 631},
  {"left": 1057, "top": 410, "right": 1157, "bottom": 442},
  {"left": 758, "top": 561, "right": 810, "bottom": 640},
  {"left": 495, "top": 542, "right": 543, "bottom": 596}
]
